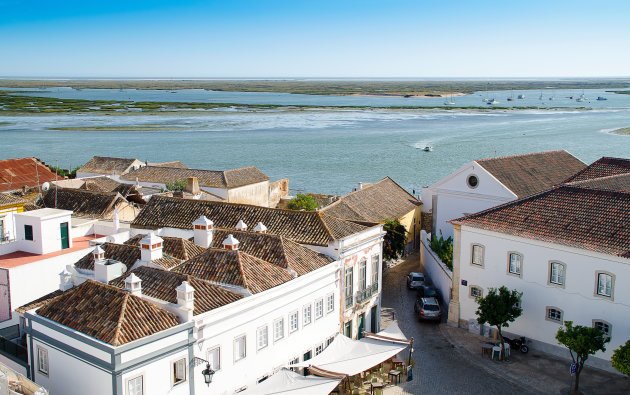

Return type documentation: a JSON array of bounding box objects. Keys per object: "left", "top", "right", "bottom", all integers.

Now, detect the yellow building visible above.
[{"left": 0, "top": 193, "right": 27, "bottom": 242}]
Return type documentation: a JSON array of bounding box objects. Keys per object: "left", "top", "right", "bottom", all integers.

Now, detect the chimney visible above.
[
  {"left": 59, "top": 269, "right": 73, "bottom": 291},
  {"left": 124, "top": 273, "right": 142, "bottom": 296},
  {"left": 235, "top": 220, "right": 247, "bottom": 232},
  {"left": 193, "top": 216, "right": 214, "bottom": 248},
  {"left": 94, "top": 259, "right": 126, "bottom": 283},
  {"left": 186, "top": 177, "right": 200, "bottom": 194},
  {"left": 222, "top": 234, "right": 239, "bottom": 250},
  {"left": 253, "top": 222, "right": 267, "bottom": 234},
  {"left": 175, "top": 281, "right": 195, "bottom": 322},
  {"left": 93, "top": 245, "right": 105, "bottom": 262},
  {"left": 139, "top": 233, "right": 163, "bottom": 263},
  {"left": 358, "top": 182, "right": 363, "bottom": 190}
]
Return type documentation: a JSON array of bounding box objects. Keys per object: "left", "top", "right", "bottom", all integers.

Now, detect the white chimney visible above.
[
  {"left": 193, "top": 216, "right": 214, "bottom": 248},
  {"left": 139, "top": 233, "right": 163, "bottom": 262},
  {"left": 175, "top": 281, "right": 195, "bottom": 322},
  {"left": 358, "top": 182, "right": 363, "bottom": 190},
  {"left": 124, "top": 273, "right": 142, "bottom": 296},
  {"left": 59, "top": 269, "right": 73, "bottom": 291},
  {"left": 94, "top": 259, "right": 126, "bottom": 284},
  {"left": 113, "top": 207, "right": 120, "bottom": 233},
  {"left": 235, "top": 220, "right": 247, "bottom": 232},
  {"left": 93, "top": 245, "right": 105, "bottom": 262},
  {"left": 253, "top": 222, "right": 267, "bottom": 234},
  {"left": 222, "top": 234, "right": 240, "bottom": 250}
]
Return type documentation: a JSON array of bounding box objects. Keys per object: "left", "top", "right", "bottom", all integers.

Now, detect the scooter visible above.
[{"left": 503, "top": 336, "right": 529, "bottom": 353}]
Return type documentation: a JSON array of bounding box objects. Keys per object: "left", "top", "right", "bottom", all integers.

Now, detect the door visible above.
[
  {"left": 60, "top": 222, "right": 69, "bottom": 249},
  {"left": 0, "top": 269, "right": 11, "bottom": 322},
  {"left": 371, "top": 306, "right": 378, "bottom": 332},
  {"left": 358, "top": 313, "right": 365, "bottom": 339},
  {"left": 344, "top": 320, "right": 352, "bottom": 338}
]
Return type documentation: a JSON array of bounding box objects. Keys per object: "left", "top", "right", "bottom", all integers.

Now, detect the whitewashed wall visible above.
[{"left": 420, "top": 230, "right": 452, "bottom": 306}]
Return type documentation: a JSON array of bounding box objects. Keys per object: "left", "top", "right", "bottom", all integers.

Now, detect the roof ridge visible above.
[
  {"left": 567, "top": 172, "right": 630, "bottom": 185},
  {"left": 475, "top": 149, "right": 567, "bottom": 163},
  {"left": 112, "top": 292, "right": 130, "bottom": 346}
]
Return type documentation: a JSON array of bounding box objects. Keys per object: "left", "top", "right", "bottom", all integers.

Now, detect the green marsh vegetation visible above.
[{"left": 610, "top": 127, "right": 630, "bottom": 135}]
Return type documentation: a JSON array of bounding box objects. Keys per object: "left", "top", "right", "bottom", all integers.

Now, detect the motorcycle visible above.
[{"left": 503, "top": 336, "right": 529, "bottom": 353}]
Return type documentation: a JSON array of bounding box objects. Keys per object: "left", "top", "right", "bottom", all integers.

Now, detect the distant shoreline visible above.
[
  {"left": 610, "top": 127, "right": 630, "bottom": 135},
  {"left": 346, "top": 92, "right": 467, "bottom": 98}
]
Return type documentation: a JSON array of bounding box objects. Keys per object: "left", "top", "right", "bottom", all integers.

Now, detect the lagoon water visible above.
[{"left": 1, "top": 88, "right": 630, "bottom": 195}]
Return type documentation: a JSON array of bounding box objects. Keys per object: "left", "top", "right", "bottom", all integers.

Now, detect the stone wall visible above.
[{"left": 268, "top": 179, "right": 289, "bottom": 208}]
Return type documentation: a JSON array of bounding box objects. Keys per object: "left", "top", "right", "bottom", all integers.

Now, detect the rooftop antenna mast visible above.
[
  {"left": 34, "top": 159, "right": 41, "bottom": 198},
  {"left": 55, "top": 159, "right": 58, "bottom": 208}
]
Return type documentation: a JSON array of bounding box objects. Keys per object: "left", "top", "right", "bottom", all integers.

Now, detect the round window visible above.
[{"left": 467, "top": 175, "right": 479, "bottom": 189}]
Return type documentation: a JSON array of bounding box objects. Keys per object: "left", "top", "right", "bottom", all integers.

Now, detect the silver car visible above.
[
  {"left": 414, "top": 297, "right": 442, "bottom": 321},
  {"left": 406, "top": 272, "right": 426, "bottom": 289}
]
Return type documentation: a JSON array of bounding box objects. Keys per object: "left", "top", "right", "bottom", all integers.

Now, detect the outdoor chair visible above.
[{"left": 491, "top": 345, "right": 502, "bottom": 360}]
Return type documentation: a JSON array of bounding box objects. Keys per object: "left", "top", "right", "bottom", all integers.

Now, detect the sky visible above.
[{"left": 1, "top": 0, "right": 629, "bottom": 78}]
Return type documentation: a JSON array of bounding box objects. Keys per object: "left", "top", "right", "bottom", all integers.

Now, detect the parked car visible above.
[
  {"left": 406, "top": 272, "right": 426, "bottom": 289},
  {"left": 416, "top": 284, "right": 439, "bottom": 300},
  {"left": 414, "top": 297, "right": 442, "bottom": 321}
]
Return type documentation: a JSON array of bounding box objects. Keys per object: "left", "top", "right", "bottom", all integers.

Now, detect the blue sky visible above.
[{"left": 1, "top": 0, "right": 629, "bottom": 78}]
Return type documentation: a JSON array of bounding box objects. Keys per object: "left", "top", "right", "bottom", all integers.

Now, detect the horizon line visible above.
[{"left": 1, "top": 76, "right": 630, "bottom": 81}]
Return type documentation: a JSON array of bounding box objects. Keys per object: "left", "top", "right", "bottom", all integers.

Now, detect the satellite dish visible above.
[
  {"left": 106, "top": 236, "right": 115, "bottom": 243},
  {"left": 42, "top": 182, "right": 50, "bottom": 191}
]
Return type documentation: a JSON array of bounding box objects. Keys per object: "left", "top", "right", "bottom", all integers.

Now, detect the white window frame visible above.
[
  {"left": 126, "top": 374, "right": 144, "bottom": 395},
  {"left": 471, "top": 244, "right": 484, "bottom": 267},
  {"left": 234, "top": 334, "right": 247, "bottom": 362},
  {"left": 207, "top": 346, "right": 220, "bottom": 371},
  {"left": 289, "top": 311, "right": 299, "bottom": 334},
  {"left": 37, "top": 346, "right": 48, "bottom": 376},
  {"left": 592, "top": 320, "right": 612, "bottom": 339},
  {"left": 371, "top": 254, "right": 379, "bottom": 287},
  {"left": 595, "top": 271, "right": 615, "bottom": 300},
  {"left": 171, "top": 357, "right": 186, "bottom": 386},
  {"left": 257, "top": 325, "right": 269, "bottom": 351},
  {"left": 469, "top": 286, "right": 483, "bottom": 299},
  {"left": 274, "top": 318, "right": 285, "bottom": 342},
  {"left": 315, "top": 298, "right": 324, "bottom": 320},
  {"left": 507, "top": 252, "right": 522, "bottom": 277},
  {"left": 315, "top": 343, "right": 324, "bottom": 355},
  {"left": 303, "top": 304, "right": 312, "bottom": 326},
  {"left": 546, "top": 307, "right": 563, "bottom": 323},
  {"left": 548, "top": 261, "right": 566, "bottom": 287},
  {"left": 326, "top": 293, "right": 335, "bottom": 313},
  {"left": 359, "top": 259, "right": 367, "bottom": 291}
]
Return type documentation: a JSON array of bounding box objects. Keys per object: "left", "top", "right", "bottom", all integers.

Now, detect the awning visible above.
[{"left": 241, "top": 368, "right": 341, "bottom": 395}]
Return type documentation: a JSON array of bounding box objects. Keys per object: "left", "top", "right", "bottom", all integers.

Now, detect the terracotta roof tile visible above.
[
  {"left": 77, "top": 156, "right": 141, "bottom": 176},
  {"left": 150, "top": 161, "right": 188, "bottom": 169},
  {"left": 75, "top": 243, "right": 141, "bottom": 272},
  {"left": 121, "top": 165, "right": 269, "bottom": 189},
  {"left": 567, "top": 173, "right": 630, "bottom": 192},
  {"left": 41, "top": 188, "right": 124, "bottom": 219},
  {"left": 0, "top": 157, "right": 62, "bottom": 193},
  {"left": 563, "top": 157, "right": 630, "bottom": 183},
  {"left": 321, "top": 177, "right": 420, "bottom": 222},
  {"left": 36, "top": 280, "right": 180, "bottom": 346},
  {"left": 109, "top": 266, "right": 243, "bottom": 315},
  {"left": 132, "top": 196, "right": 367, "bottom": 246},
  {"left": 453, "top": 185, "right": 630, "bottom": 258},
  {"left": 0, "top": 193, "right": 27, "bottom": 207},
  {"left": 475, "top": 150, "right": 586, "bottom": 198},
  {"left": 125, "top": 235, "right": 206, "bottom": 261},
  {"left": 16, "top": 290, "right": 64, "bottom": 313},
  {"left": 80, "top": 176, "right": 122, "bottom": 192}
]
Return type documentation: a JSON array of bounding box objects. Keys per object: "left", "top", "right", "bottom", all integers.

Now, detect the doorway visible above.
[{"left": 60, "top": 222, "right": 69, "bottom": 249}]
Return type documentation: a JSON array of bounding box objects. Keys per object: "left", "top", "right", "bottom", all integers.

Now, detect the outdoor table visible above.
[
  {"left": 391, "top": 356, "right": 404, "bottom": 369},
  {"left": 370, "top": 381, "right": 384, "bottom": 394},
  {"left": 388, "top": 370, "right": 401, "bottom": 384}
]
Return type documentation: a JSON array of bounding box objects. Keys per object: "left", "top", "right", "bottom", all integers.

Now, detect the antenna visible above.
[
  {"left": 55, "top": 159, "right": 58, "bottom": 208},
  {"left": 34, "top": 158, "right": 41, "bottom": 198}
]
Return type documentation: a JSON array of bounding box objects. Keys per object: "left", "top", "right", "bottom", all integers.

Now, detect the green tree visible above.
[
  {"left": 556, "top": 321, "right": 609, "bottom": 394},
  {"left": 165, "top": 179, "right": 187, "bottom": 191},
  {"left": 383, "top": 219, "right": 407, "bottom": 261},
  {"left": 475, "top": 286, "right": 522, "bottom": 360},
  {"left": 287, "top": 193, "right": 319, "bottom": 211},
  {"left": 611, "top": 340, "right": 630, "bottom": 377},
  {"left": 429, "top": 231, "right": 453, "bottom": 270}
]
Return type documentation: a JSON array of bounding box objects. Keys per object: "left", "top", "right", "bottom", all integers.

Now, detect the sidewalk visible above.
[{"left": 440, "top": 324, "right": 630, "bottom": 394}]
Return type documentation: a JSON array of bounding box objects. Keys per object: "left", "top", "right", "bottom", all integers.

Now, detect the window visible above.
[
  {"left": 172, "top": 358, "right": 186, "bottom": 385},
  {"left": 596, "top": 272, "right": 614, "bottom": 298},
  {"left": 127, "top": 375, "right": 143, "bottom": 395},
  {"left": 234, "top": 335, "right": 246, "bottom": 362},
  {"left": 315, "top": 298, "right": 324, "bottom": 320},
  {"left": 469, "top": 286, "right": 483, "bottom": 298},
  {"left": 549, "top": 262, "right": 565, "bottom": 286},
  {"left": 37, "top": 346, "right": 48, "bottom": 376},
  {"left": 326, "top": 294, "right": 335, "bottom": 313},
  {"left": 24, "top": 225, "right": 33, "bottom": 241},
  {"left": 289, "top": 311, "right": 299, "bottom": 333},
  {"left": 257, "top": 326, "right": 268, "bottom": 350},
  {"left": 508, "top": 253, "right": 522, "bottom": 276},
  {"left": 546, "top": 307, "right": 563, "bottom": 323},
  {"left": 593, "top": 320, "right": 612, "bottom": 338},
  {"left": 288, "top": 357, "right": 299, "bottom": 372},
  {"left": 274, "top": 318, "right": 284, "bottom": 341},
  {"left": 326, "top": 336, "right": 335, "bottom": 347},
  {"left": 471, "top": 244, "right": 484, "bottom": 266},
  {"left": 359, "top": 259, "right": 367, "bottom": 291},
  {"left": 315, "top": 343, "right": 324, "bottom": 355},
  {"left": 303, "top": 304, "right": 312, "bottom": 326},
  {"left": 467, "top": 174, "right": 479, "bottom": 189},
  {"left": 371, "top": 254, "right": 379, "bottom": 288},
  {"left": 207, "top": 346, "right": 220, "bottom": 370},
  {"left": 344, "top": 268, "right": 353, "bottom": 308}
]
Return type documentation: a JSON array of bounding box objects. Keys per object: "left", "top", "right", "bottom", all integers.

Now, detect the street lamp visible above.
[{"left": 193, "top": 357, "right": 215, "bottom": 386}]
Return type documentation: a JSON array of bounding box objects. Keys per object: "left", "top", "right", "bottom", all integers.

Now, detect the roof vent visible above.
[
  {"left": 253, "top": 222, "right": 267, "bottom": 234},
  {"left": 124, "top": 273, "right": 142, "bottom": 296},
  {"left": 193, "top": 216, "right": 214, "bottom": 248},
  {"left": 93, "top": 245, "right": 105, "bottom": 262},
  {"left": 222, "top": 234, "right": 240, "bottom": 250},
  {"left": 235, "top": 220, "right": 247, "bottom": 232},
  {"left": 139, "top": 233, "right": 163, "bottom": 262}
]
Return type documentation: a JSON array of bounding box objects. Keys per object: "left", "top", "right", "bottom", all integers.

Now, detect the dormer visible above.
[
  {"left": 139, "top": 233, "right": 163, "bottom": 262},
  {"left": 175, "top": 281, "right": 195, "bottom": 322},
  {"left": 124, "top": 273, "right": 142, "bottom": 296},
  {"left": 193, "top": 216, "right": 214, "bottom": 248},
  {"left": 222, "top": 234, "right": 239, "bottom": 251},
  {"left": 235, "top": 220, "right": 247, "bottom": 232},
  {"left": 253, "top": 222, "right": 267, "bottom": 234},
  {"left": 93, "top": 245, "right": 105, "bottom": 262}
]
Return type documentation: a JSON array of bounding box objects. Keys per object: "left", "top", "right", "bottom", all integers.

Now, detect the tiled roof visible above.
[
  {"left": 109, "top": 266, "right": 243, "bottom": 315},
  {"left": 563, "top": 157, "right": 630, "bottom": 183},
  {"left": 132, "top": 196, "right": 368, "bottom": 246},
  {"left": 16, "top": 290, "right": 64, "bottom": 313},
  {"left": 36, "top": 280, "right": 180, "bottom": 346},
  {"left": 211, "top": 229, "right": 332, "bottom": 275},
  {"left": 80, "top": 176, "right": 122, "bottom": 192},
  {"left": 475, "top": 150, "right": 586, "bottom": 198},
  {"left": 0, "top": 157, "right": 62, "bottom": 193},
  {"left": 150, "top": 161, "right": 188, "bottom": 169},
  {"left": 75, "top": 243, "right": 141, "bottom": 271},
  {"left": 0, "top": 193, "right": 26, "bottom": 207},
  {"left": 41, "top": 188, "right": 124, "bottom": 219},
  {"left": 76, "top": 156, "right": 140, "bottom": 175},
  {"left": 321, "top": 177, "right": 420, "bottom": 223},
  {"left": 112, "top": 183, "right": 147, "bottom": 204},
  {"left": 151, "top": 256, "right": 183, "bottom": 270},
  {"left": 173, "top": 248, "right": 295, "bottom": 293},
  {"left": 453, "top": 185, "right": 630, "bottom": 258},
  {"left": 567, "top": 173, "right": 630, "bottom": 192},
  {"left": 125, "top": 235, "right": 206, "bottom": 261},
  {"left": 121, "top": 165, "right": 269, "bottom": 189}
]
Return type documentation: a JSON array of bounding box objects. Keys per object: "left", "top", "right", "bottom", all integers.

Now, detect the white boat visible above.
[
  {"left": 423, "top": 146, "right": 433, "bottom": 152},
  {"left": 488, "top": 99, "right": 499, "bottom": 105},
  {"left": 576, "top": 88, "right": 587, "bottom": 102},
  {"left": 444, "top": 92, "right": 455, "bottom": 105},
  {"left": 517, "top": 94, "right": 525, "bottom": 99}
]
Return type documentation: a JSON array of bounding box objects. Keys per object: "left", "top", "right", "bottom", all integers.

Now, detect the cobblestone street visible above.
[{"left": 381, "top": 253, "right": 530, "bottom": 394}]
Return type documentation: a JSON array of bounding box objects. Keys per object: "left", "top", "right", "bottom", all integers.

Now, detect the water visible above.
[{"left": 1, "top": 88, "right": 630, "bottom": 196}]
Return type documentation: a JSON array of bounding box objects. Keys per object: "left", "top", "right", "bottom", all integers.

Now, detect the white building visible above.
[
  {"left": 448, "top": 181, "right": 630, "bottom": 371},
  {"left": 422, "top": 150, "right": 585, "bottom": 239}
]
